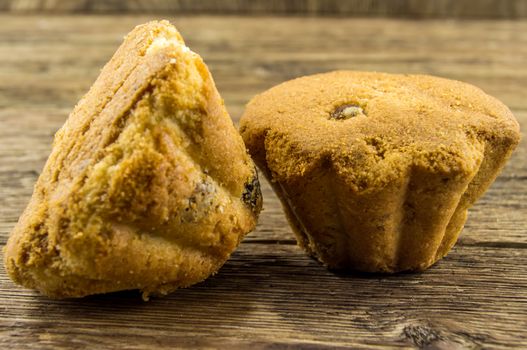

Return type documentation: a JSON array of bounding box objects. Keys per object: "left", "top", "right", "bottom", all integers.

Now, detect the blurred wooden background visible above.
[
  {"left": 1, "top": 0, "right": 526, "bottom": 18},
  {"left": 0, "top": 1, "right": 526, "bottom": 349}
]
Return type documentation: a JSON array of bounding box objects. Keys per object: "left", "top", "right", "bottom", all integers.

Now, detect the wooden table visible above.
[{"left": 0, "top": 15, "right": 526, "bottom": 349}]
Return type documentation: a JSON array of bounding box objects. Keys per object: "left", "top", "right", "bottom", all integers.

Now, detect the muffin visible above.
[
  {"left": 240, "top": 71, "right": 519, "bottom": 273},
  {"left": 4, "top": 20, "right": 261, "bottom": 299}
]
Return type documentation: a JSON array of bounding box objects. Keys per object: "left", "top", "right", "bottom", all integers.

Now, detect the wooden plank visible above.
[
  {"left": 2, "top": 0, "right": 527, "bottom": 19},
  {"left": 0, "top": 15, "right": 526, "bottom": 348},
  {"left": 1, "top": 244, "right": 526, "bottom": 348},
  {"left": 0, "top": 16, "right": 526, "bottom": 112}
]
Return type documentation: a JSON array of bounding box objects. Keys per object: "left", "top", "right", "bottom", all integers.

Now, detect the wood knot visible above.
[{"left": 403, "top": 324, "right": 442, "bottom": 348}]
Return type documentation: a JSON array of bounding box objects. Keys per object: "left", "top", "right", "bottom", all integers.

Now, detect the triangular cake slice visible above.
[{"left": 4, "top": 20, "right": 261, "bottom": 299}]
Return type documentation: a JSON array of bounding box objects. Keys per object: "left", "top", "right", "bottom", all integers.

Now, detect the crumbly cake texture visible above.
[
  {"left": 240, "top": 71, "right": 520, "bottom": 273},
  {"left": 4, "top": 20, "right": 262, "bottom": 299}
]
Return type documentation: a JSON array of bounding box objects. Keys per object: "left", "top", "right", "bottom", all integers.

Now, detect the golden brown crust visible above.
[
  {"left": 240, "top": 70, "right": 520, "bottom": 272},
  {"left": 4, "top": 20, "right": 261, "bottom": 299}
]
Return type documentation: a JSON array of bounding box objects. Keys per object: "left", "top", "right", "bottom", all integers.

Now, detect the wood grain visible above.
[
  {"left": 2, "top": 0, "right": 527, "bottom": 19},
  {"left": 0, "top": 15, "right": 526, "bottom": 349}
]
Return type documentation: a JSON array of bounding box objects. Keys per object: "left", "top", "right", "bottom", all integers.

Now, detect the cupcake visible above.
[
  {"left": 240, "top": 71, "right": 519, "bottom": 272},
  {"left": 4, "top": 20, "right": 261, "bottom": 299}
]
